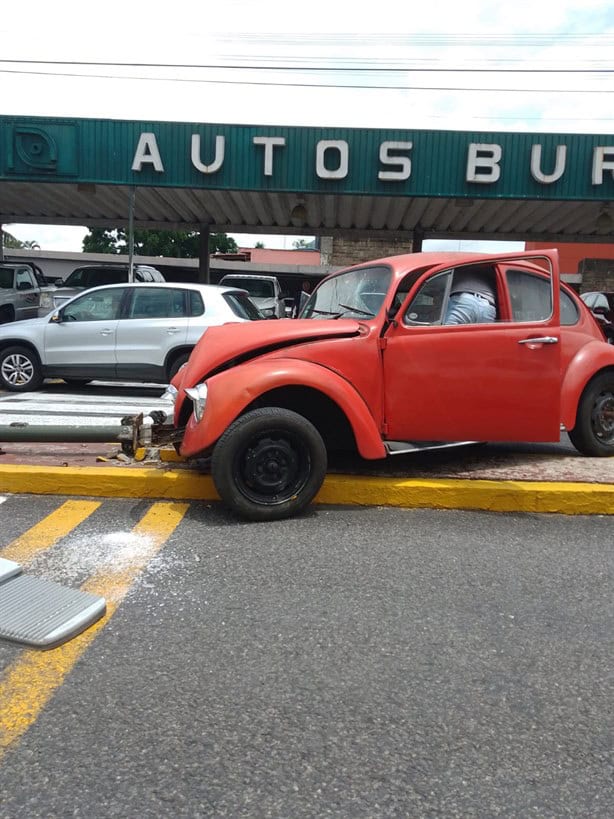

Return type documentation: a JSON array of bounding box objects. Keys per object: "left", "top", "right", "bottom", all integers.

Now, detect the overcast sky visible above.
[{"left": 2, "top": 0, "right": 613, "bottom": 253}]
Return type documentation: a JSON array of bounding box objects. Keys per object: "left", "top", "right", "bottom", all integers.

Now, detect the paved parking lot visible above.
[{"left": 0, "top": 495, "right": 612, "bottom": 817}]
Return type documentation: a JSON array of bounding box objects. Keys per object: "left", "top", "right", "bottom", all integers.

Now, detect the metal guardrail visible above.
[{"left": 0, "top": 389, "right": 175, "bottom": 447}]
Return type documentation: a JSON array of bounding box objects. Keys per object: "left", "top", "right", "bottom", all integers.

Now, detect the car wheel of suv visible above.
[
  {"left": 211, "top": 407, "right": 327, "bottom": 521},
  {"left": 168, "top": 352, "right": 190, "bottom": 381},
  {"left": 568, "top": 372, "right": 614, "bottom": 456},
  {"left": 0, "top": 345, "right": 43, "bottom": 392}
]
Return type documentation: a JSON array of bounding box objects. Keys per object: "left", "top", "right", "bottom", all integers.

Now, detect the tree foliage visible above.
[
  {"left": 82, "top": 228, "right": 237, "bottom": 257},
  {"left": 1, "top": 230, "right": 40, "bottom": 249}
]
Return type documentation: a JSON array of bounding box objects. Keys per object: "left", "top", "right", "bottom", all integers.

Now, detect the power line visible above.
[
  {"left": 1, "top": 58, "right": 613, "bottom": 74},
  {"left": 0, "top": 66, "right": 612, "bottom": 94}
]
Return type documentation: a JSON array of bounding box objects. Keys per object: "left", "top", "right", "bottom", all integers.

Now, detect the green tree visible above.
[
  {"left": 255, "top": 241, "right": 265, "bottom": 248},
  {"left": 82, "top": 228, "right": 237, "bottom": 257},
  {"left": 1, "top": 230, "right": 40, "bottom": 249}
]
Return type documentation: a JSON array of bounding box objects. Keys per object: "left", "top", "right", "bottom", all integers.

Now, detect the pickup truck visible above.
[
  {"left": 143, "top": 249, "right": 614, "bottom": 521},
  {"left": 218, "top": 274, "right": 285, "bottom": 319},
  {"left": 0, "top": 262, "right": 55, "bottom": 323}
]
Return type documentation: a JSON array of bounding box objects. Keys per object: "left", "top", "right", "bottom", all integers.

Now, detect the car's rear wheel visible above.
[
  {"left": 0, "top": 345, "right": 43, "bottom": 392},
  {"left": 211, "top": 407, "right": 327, "bottom": 521},
  {"left": 568, "top": 372, "right": 614, "bottom": 456}
]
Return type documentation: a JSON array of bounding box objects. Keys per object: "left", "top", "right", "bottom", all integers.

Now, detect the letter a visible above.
[{"left": 131, "top": 133, "right": 164, "bottom": 172}]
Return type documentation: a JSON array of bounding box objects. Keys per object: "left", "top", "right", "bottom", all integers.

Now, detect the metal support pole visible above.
[
  {"left": 198, "top": 225, "right": 210, "bottom": 284},
  {"left": 128, "top": 187, "right": 136, "bottom": 282},
  {"left": 412, "top": 227, "right": 424, "bottom": 253},
  {"left": 0, "top": 224, "right": 4, "bottom": 262}
]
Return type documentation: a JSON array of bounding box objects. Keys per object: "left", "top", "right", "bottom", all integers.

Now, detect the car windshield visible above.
[
  {"left": 301, "top": 265, "right": 392, "bottom": 319},
  {"left": 223, "top": 292, "right": 265, "bottom": 320},
  {"left": 63, "top": 268, "right": 126, "bottom": 288},
  {"left": 225, "top": 278, "right": 275, "bottom": 298}
]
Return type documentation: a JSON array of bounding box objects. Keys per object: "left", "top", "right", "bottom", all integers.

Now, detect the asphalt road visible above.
[{"left": 0, "top": 495, "right": 612, "bottom": 818}]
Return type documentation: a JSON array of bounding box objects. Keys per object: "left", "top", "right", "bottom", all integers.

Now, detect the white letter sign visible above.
[
  {"left": 530, "top": 144, "right": 567, "bottom": 184},
  {"left": 316, "top": 140, "right": 349, "bottom": 180},
  {"left": 592, "top": 147, "right": 614, "bottom": 185},
  {"left": 253, "top": 136, "right": 286, "bottom": 176},
  {"left": 466, "top": 143, "right": 501, "bottom": 184},
  {"left": 131, "top": 133, "right": 164, "bottom": 172},
  {"left": 378, "top": 141, "right": 412, "bottom": 181},
  {"left": 191, "top": 135, "right": 225, "bottom": 174}
]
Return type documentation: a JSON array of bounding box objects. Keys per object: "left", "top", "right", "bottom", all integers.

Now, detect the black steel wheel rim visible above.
[
  {"left": 234, "top": 428, "right": 312, "bottom": 506},
  {"left": 591, "top": 390, "right": 614, "bottom": 444}
]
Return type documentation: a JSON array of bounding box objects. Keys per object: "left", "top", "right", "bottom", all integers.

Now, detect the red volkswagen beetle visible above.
[{"left": 168, "top": 250, "right": 614, "bottom": 520}]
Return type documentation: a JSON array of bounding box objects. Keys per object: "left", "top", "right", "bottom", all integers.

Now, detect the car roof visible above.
[
  {"left": 220, "top": 274, "right": 279, "bottom": 281},
  {"left": 75, "top": 281, "right": 246, "bottom": 293}
]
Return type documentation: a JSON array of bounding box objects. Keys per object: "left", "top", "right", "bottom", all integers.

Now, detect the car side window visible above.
[
  {"left": 505, "top": 269, "right": 552, "bottom": 322},
  {"left": 560, "top": 289, "right": 580, "bottom": 326},
  {"left": 189, "top": 291, "right": 205, "bottom": 316},
  {"left": 403, "top": 271, "right": 452, "bottom": 325},
  {"left": 62, "top": 289, "right": 124, "bottom": 322},
  {"left": 15, "top": 268, "right": 36, "bottom": 291},
  {"left": 128, "top": 288, "right": 188, "bottom": 319}
]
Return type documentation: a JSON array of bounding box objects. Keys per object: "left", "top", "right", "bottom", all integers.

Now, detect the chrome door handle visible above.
[
  {"left": 518, "top": 336, "right": 559, "bottom": 345},
  {"left": 99, "top": 329, "right": 114, "bottom": 336}
]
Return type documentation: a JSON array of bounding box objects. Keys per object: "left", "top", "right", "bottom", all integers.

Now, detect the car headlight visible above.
[
  {"left": 185, "top": 383, "right": 208, "bottom": 422},
  {"left": 161, "top": 384, "right": 178, "bottom": 405}
]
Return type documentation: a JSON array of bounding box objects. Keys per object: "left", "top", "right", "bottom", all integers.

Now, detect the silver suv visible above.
[
  {"left": 51, "top": 264, "right": 165, "bottom": 308},
  {"left": 1, "top": 263, "right": 55, "bottom": 323},
  {"left": 0, "top": 281, "right": 263, "bottom": 391},
  {"left": 218, "top": 274, "right": 285, "bottom": 318}
]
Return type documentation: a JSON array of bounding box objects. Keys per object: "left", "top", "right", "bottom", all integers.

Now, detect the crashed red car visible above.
[{"left": 167, "top": 249, "right": 614, "bottom": 520}]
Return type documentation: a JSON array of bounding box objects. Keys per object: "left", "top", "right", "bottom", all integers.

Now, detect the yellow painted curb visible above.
[{"left": 1, "top": 464, "right": 613, "bottom": 515}]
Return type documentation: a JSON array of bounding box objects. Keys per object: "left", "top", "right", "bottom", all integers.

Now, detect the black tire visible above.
[
  {"left": 568, "top": 372, "right": 614, "bottom": 456},
  {"left": 211, "top": 407, "right": 327, "bottom": 521},
  {"left": 0, "top": 306, "right": 14, "bottom": 324},
  {"left": 0, "top": 345, "right": 43, "bottom": 392},
  {"left": 168, "top": 351, "right": 191, "bottom": 381},
  {"left": 63, "top": 379, "right": 91, "bottom": 387}
]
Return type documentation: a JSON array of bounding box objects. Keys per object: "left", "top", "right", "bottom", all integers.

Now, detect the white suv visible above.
[
  {"left": 0, "top": 282, "right": 263, "bottom": 391},
  {"left": 218, "top": 274, "right": 285, "bottom": 318}
]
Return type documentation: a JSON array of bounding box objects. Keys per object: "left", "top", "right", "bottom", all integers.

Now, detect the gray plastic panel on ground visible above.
[{"left": 0, "top": 558, "right": 106, "bottom": 649}]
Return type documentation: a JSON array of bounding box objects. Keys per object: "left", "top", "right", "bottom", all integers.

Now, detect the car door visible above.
[
  {"left": 382, "top": 262, "right": 561, "bottom": 443},
  {"left": 42, "top": 288, "right": 124, "bottom": 377},
  {"left": 115, "top": 287, "right": 189, "bottom": 380},
  {"left": 14, "top": 267, "right": 41, "bottom": 320}
]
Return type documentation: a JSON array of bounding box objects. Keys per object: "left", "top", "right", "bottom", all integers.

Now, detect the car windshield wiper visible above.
[
  {"left": 334, "top": 303, "right": 375, "bottom": 318},
  {"left": 308, "top": 308, "right": 344, "bottom": 317}
]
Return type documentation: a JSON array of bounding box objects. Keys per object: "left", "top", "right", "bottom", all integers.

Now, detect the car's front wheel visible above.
[
  {"left": 0, "top": 345, "right": 43, "bottom": 392},
  {"left": 568, "top": 372, "right": 614, "bottom": 456},
  {"left": 211, "top": 407, "right": 327, "bottom": 521}
]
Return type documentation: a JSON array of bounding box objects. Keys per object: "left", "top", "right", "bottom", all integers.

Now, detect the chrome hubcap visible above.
[{"left": 1, "top": 354, "right": 34, "bottom": 387}]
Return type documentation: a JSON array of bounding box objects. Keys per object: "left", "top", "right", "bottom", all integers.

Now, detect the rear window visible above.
[
  {"left": 223, "top": 278, "right": 275, "bottom": 298},
  {"left": 223, "top": 292, "right": 264, "bottom": 320},
  {"left": 64, "top": 267, "right": 127, "bottom": 288}
]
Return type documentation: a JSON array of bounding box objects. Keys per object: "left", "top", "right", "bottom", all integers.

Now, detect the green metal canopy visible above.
[{"left": 1, "top": 114, "right": 614, "bottom": 242}]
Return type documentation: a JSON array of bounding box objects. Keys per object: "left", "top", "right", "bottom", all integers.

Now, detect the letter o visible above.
[{"left": 316, "top": 140, "right": 349, "bottom": 179}]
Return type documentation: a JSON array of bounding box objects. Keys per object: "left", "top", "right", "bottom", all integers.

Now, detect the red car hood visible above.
[{"left": 174, "top": 318, "right": 361, "bottom": 390}]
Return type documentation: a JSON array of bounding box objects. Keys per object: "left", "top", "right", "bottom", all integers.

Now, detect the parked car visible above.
[
  {"left": 0, "top": 282, "right": 263, "bottom": 391},
  {"left": 51, "top": 264, "right": 165, "bottom": 309},
  {"left": 0, "top": 262, "right": 55, "bottom": 323},
  {"left": 161, "top": 249, "right": 614, "bottom": 521},
  {"left": 580, "top": 291, "right": 614, "bottom": 342},
  {"left": 218, "top": 274, "right": 285, "bottom": 318}
]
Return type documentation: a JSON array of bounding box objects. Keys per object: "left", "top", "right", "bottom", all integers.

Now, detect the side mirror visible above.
[
  {"left": 50, "top": 311, "right": 63, "bottom": 323},
  {"left": 54, "top": 278, "right": 64, "bottom": 286},
  {"left": 593, "top": 306, "right": 608, "bottom": 316}
]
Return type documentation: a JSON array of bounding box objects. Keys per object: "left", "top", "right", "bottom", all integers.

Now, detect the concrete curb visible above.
[{"left": 1, "top": 464, "right": 614, "bottom": 516}]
